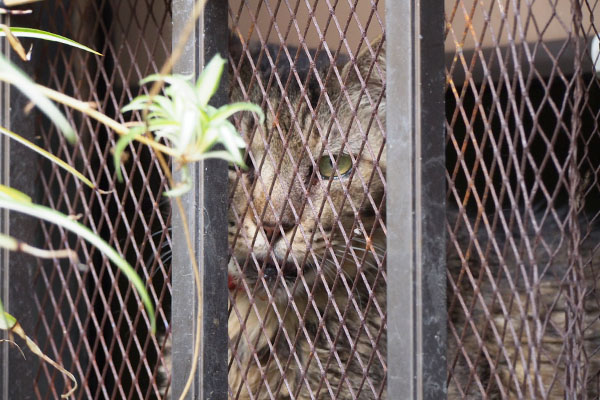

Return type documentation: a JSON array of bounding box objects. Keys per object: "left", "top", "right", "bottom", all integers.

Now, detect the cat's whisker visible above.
[
  {"left": 322, "top": 257, "right": 356, "bottom": 283},
  {"left": 351, "top": 236, "right": 385, "bottom": 248},
  {"left": 350, "top": 238, "right": 386, "bottom": 254},
  {"left": 319, "top": 259, "right": 341, "bottom": 283}
]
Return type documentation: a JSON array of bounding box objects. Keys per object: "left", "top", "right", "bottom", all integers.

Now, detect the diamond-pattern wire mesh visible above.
[
  {"left": 445, "top": 0, "right": 600, "bottom": 398},
  {"left": 24, "top": 1, "right": 172, "bottom": 398},
  {"left": 227, "top": 1, "right": 386, "bottom": 398}
]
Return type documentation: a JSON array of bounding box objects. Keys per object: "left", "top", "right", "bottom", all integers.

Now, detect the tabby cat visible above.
[
  {"left": 227, "top": 38, "right": 387, "bottom": 399},
  {"left": 447, "top": 209, "right": 600, "bottom": 398}
]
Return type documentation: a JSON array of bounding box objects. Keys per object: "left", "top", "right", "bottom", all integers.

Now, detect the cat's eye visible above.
[{"left": 318, "top": 154, "right": 352, "bottom": 179}]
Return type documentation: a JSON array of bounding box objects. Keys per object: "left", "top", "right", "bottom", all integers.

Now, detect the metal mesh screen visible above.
[
  {"left": 25, "top": 1, "right": 172, "bottom": 398},
  {"left": 227, "top": 1, "right": 386, "bottom": 398},
  {"left": 445, "top": 0, "right": 600, "bottom": 398},
  {"left": 18, "top": 0, "right": 600, "bottom": 398}
]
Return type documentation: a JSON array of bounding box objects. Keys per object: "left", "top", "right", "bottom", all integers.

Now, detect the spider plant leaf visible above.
[
  {"left": 0, "top": 233, "right": 78, "bottom": 260},
  {"left": 197, "top": 150, "right": 241, "bottom": 163},
  {"left": 4, "top": 27, "right": 102, "bottom": 56},
  {"left": 0, "top": 54, "right": 75, "bottom": 141},
  {"left": 220, "top": 121, "right": 246, "bottom": 147},
  {"left": 138, "top": 74, "right": 164, "bottom": 85},
  {"left": 196, "top": 54, "right": 226, "bottom": 107},
  {"left": 209, "top": 102, "right": 264, "bottom": 125},
  {"left": 2, "top": 0, "right": 42, "bottom": 6},
  {"left": 146, "top": 119, "right": 178, "bottom": 131},
  {"left": 163, "top": 181, "right": 192, "bottom": 197},
  {"left": 0, "top": 183, "right": 32, "bottom": 202},
  {"left": 122, "top": 97, "right": 171, "bottom": 116},
  {"left": 0, "top": 233, "right": 17, "bottom": 251},
  {"left": 0, "top": 309, "right": 15, "bottom": 330},
  {"left": 0, "top": 299, "right": 5, "bottom": 331},
  {"left": 217, "top": 123, "right": 245, "bottom": 166},
  {"left": 0, "top": 125, "right": 107, "bottom": 192},
  {"left": 184, "top": 149, "right": 239, "bottom": 164},
  {"left": 113, "top": 126, "right": 145, "bottom": 182},
  {"left": 173, "top": 82, "right": 198, "bottom": 107},
  {"left": 0, "top": 196, "right": 156, "bottom": 333},
  {"left": 146, "top": 109, "right": 173, "bottom": 122},
  {"left": 176, "top": 108, "right": 198, "bottom": 154},
  {"left": 141, "top": 74, "right": 196, "bottom": 103},
  {"left": 150, "top": 96, "right": 176, "bottom": 117},
  {"left": 121, "top": 95, "right": 153, "bottom": 111},
  {"left": 139, "top": 73, "right": 192, "bottom": 86},
  {"left": 163, "top": 167, "right": 192, "bottom": 197}
]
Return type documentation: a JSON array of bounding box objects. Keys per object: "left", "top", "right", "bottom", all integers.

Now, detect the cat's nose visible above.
[{"left": 262, "top": 224, "right": 279, "bottom": 242}]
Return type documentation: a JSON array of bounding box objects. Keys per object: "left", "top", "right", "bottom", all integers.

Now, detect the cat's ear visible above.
[
  {"left": 342, "top": 35, "right": 385, "bottom": 99},
  {"left": 228, "top": 35, "right": 266, "bottom": 103}
]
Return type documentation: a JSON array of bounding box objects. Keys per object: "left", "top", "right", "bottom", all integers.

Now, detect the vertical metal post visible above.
[
  {"left": 0, "top": 15, "right": 9, "bottom": 400},
  {"left": 0, "top": 10, "right": 47, "bottom": 400},
  {"left": 171, "top": 1, "right": 229, "bottom": 399},
  {"left": 387, "top": 0, "right": 446, "bottom": 399}
]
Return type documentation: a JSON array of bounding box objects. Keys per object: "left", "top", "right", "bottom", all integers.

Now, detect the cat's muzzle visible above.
[
  {"left": 258, "top": 256, "right": 298, "bottom": 281},
  {"left": 229, "top": 255, "right": 300, "bottom": 294}
]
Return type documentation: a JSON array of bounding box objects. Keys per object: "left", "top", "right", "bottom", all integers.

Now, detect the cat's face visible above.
[{"left": 228, "top": 40, "right": 386, "bottom": 301}]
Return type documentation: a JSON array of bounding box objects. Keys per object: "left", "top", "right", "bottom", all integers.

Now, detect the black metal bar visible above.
[
  {"left": 387, "top": 0, "right": 446, "bottom": 398},
  {"left": 171, "top": 1, "right": 229, "bottom": 399},
  {"left": 0, "top": 10, "right": 49, "bottom": 399},
  {"left": 0, "top": 14, "right": 9, "bottom": 400}
]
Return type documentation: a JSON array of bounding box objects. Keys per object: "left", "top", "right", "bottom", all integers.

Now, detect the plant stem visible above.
[{"left": 33, "top": 83, "right": 179, "bottom": 158}]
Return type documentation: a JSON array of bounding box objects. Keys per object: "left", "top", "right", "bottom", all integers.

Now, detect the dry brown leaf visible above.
[
  {"left": 9, "top": 318, "right": 78, "bottom": 398},
  {"left": 0, "top": 24, "right": 29, "bottom": 61}
]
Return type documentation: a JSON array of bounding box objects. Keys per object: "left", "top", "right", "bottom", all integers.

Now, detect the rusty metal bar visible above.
[
  {"left": 170, "top": 0, "right": 229, "bottom": 398},
  {"left": 387, "top": 0, "right": 446, "bottom": 398}
]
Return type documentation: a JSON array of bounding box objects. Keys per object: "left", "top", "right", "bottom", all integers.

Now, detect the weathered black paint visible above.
[
  {"left": 171, "top": 1, "right": 229, "bottom": 399},
  {"left": 387, "top": 0, "right": 446, "bottom": 398}
]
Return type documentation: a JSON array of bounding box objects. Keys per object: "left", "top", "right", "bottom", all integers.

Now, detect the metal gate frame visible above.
[
  {"left": 169, "top": 0, "right": 448, "bottom": 399},
  {"left": 170, "top": 1, "right": 230, "bottom": 398},
  {"left": 387, "top": 0, "right": 446, "bottom": 399},
  {"left": 1, "top": 0, "right": 449, "bottom": 398},
  {"left": 1, "top": 10, "right": 51, "bottom": 399}
]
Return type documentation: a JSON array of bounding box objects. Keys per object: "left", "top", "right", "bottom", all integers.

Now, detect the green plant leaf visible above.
[
  {"left": 209, "top": 102, "right": 264, "bottom": 125},
  {"left": 2, "top": 0, "right": 42, "bottom": 6},
  {"left": 113, "top": 127, "right": 144, "bottom": 182},
  {"left": 163, "top": 165, "right": 191, "bottom": 197},
  {"left": 217, "top": 123, "right": 246, "bottom": 165},
  {"left": 163, "top": 180, "right": 192, "bottom": 197},
  {"left": 177, "top": 108, "right": 198, "bottom": 154},
  {"left": 121, "top": 95, "right": 152, "bottom": 113},
  {"left": 5, "top": 27, "right": 102, "bottom": 56},
  {"left": 0, "top": 54, "right": 75, "bottom": 141},
  {"left": 0, "top": 125, "right": 108, "bottom": 192},
  {"left": 196, "top": 55, "right": 226, "bottom": 107},
  {"left": 0, "top": 232, "right": 19, "bottom": 251},
  {"left": 0, "top": 297, "right": 7, "bottom": 331},
  {"left": 0, "top": 232, "right": 79, "bottom": 261},
  {"left": 0, "top": 183, "right": 32, "bottom": 202},
  {"left": 118, "top": 55, "right": 260, "bottom": 197},
  {"left": 0, "top": 195, "right": 156, "bottom": 333},
  {"left": 0, "top": 310, "right": 15, "bottom": 330},
  {"left": 139, "top": 73, "right": 186, "bottom": 86}
]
